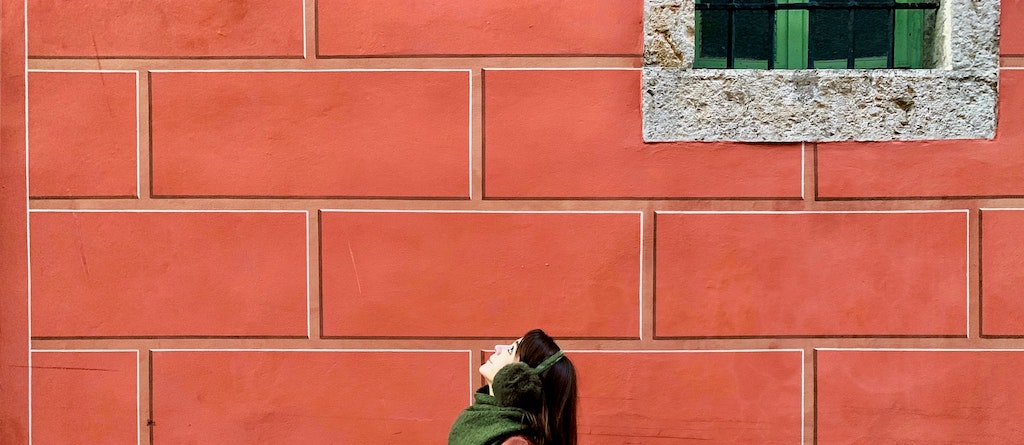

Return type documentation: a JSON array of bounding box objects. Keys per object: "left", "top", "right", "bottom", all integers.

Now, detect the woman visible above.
[{"left": 448, "top": 329, "right": 578, "bottom": 445}]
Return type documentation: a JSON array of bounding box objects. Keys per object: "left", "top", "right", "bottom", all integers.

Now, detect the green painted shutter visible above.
[
  {"left": 893, "top": 0, "right": 925, "bottom": 68},
  {"left": 776, "top": 0, "right": 809, "bottom": 68}
]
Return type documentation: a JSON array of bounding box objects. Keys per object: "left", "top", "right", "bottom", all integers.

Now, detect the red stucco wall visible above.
[{"left": 4, "top": 0, "right": 1024, "bottom": 443}]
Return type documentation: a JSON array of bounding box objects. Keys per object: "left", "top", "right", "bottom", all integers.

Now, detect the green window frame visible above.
[{"left": 693, "top": 0, "right": 934, "bottom": 69}]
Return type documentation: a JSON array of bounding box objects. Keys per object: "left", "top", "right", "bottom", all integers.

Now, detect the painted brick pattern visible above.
[
  {"left": 28, "top": 0, "right": 304, "bottom": 57},
  {"left": 1005, "top": 0, "right": 1024, "bottom": 55},
  {"left": 151, "top": 351, "right": 469, "bottom": 443},
  {"left": 30, "top": 211, "right": 308, "bottom": 337},
  {"left": 980, "top": 209, "right": 1024, "bottom": 336},
  {"left": 575, "top": 351, "right": 803, "bottom": 444},
  {"left": 316, "top": 0, "right": 643, "bottom": 56},
  {"left": 28, "top": 71, "right": 137, "bottom": 198},
  {"left": 31, "top": 351, "right": 137, "bottom": 444},
  {"left": 150, "top": 70, "right": 470, "bottom": 198},
  {"left": 11, "top": 0, "right": 1024, "bottom": 444},
  {"left": 817, "top": 350, "right": 1024, "bottom": 443},
  {"left": 320, "top": 211, "right": 640, "bottom": 338},
  {"left": 655, "top": 211, "right": 968, "bottom": 337}
]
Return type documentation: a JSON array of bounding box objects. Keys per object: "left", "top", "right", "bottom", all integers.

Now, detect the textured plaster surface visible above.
[{"left": 643, "top": 0, "right": 1000, "bottom": 142}]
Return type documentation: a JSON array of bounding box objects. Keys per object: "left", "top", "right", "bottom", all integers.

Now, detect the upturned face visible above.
[{"left": 479, "top": 338, "right": 523, "bottom": 384}]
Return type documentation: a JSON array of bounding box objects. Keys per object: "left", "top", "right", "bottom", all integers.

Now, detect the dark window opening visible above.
[{"left": 694, "top": 0, "right": 939, "bottom": 69}]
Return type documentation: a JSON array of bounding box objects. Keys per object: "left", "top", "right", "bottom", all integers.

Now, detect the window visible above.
[
  {"left": 693, "top": 0, "right": 938, "bottom": 69},
  {"left": 642, "top": 0, "right": 998, "bottom": 142}
]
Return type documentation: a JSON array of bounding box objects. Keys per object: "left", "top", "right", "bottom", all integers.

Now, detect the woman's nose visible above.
[{"left": 494, "top": 345, "right": 504, "bottom": 354}]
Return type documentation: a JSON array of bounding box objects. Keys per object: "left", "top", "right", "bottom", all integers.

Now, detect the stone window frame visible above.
[{"left": 642, "top": 0, "right": 1000, "bottom": 142}]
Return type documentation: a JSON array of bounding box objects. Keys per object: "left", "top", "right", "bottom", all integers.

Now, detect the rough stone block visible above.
[{"left": 642, "top": 0, "right": 1000, "bottom": 141}]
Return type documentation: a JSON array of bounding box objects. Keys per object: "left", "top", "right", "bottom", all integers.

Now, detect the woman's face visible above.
[{"left": 479, "top": 338, "right": 523, "bottom": 384}]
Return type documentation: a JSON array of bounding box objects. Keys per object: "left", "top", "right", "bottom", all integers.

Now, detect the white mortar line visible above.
[
  {"left": 800, "top": 142, "right": 806, "bottom": 200},
  {"left": 301, "top": 0, "right": 307, "bottom": 59},
  {"left": 815, "top": 348, "right": 1024, "bottom": 351},
  {"left": 468, "top": 70, "right": 474, "bottom": 199},
  {"left": 30, "top": 209, "right": 309, "bottom": 213},
  {"left": 148, "top": 68, "right": 473, "bottom": 73},
  {"left": 482, "top": 67, "right": 641, "bottom": 71},
  {"left": 27, "top": 69, "right": 137, "bottom": 73},
  {"left": 565, "top": 349, "right": 805, "bottom": 353},
  {"left": 150, "top": 348, "right": 474, "bottom": 353},
  {"left": 138, "top": 349, "right": 141, "bottom": 445},
  {"left": 31, "top": 349, "right": 139, "bottom": 353},
  {"left": 135, "top": 71, "right": 140, "bottom": 198},
  {"left": 655, "top": 209, "right": 969, "bottom": 215},
  {"left": 24, "top": 3, "right": 32, "bottom": 441},
  {"left": 320, "top": 209, "right": 643, "bottom": 215},
  {"left": 966, "top": 210, "right": 971, "bottom": 338},
  {"left": 306, "top": 214, "right": 311, "bottom": 340},
  {"left": 639, "top": 212, "right": 645, "bottom": 341},
  {"left": 801, "top": 349, "right": 806, "bottom": 445}
]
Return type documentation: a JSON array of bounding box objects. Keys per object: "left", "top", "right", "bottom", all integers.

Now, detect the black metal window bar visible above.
[{"left": 694, "top": 0, "right": 939, "bottom": 69}]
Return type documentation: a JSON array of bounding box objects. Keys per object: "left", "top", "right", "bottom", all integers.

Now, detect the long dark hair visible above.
[{"left": 517, "top": 329, "right": 577, "bottom": 445}]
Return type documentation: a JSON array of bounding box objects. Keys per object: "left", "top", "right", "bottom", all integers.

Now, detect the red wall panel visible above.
[
  {"left": 30, "top": 211, "right": 308, "bottom": 337},
  {"left": 1004, "top": 0, "right": 1024, "bottom": 54},
  {"left": 317, "top": 0, "right": 642, "bottom": 56},
  {"left": 483, "top": 69, "right": 803, "bottom": 199},
  {"left": 655, "top": 211, "right": 968, "bottom": 337},
  {"left": 817, "top": 349, "right": 1024, "bottom": 443},
  {"left": 150, "top": 71, "right": 470, "bottom": 198},
  {"left": 31, "top": 351, "right": 137, "bottom": 444},
  {"left": 574, "top": 351, "right": 803, "bottom": 444},
  {"left": 28, "top": 71, "right": 137, "bottom": 198},
  {"left": 320, "top": 211, "right": 641, "bottom": 338},
  {"left": 151, "top": 350, "right": 469, "bottom": 444},
  {"left": 2, "top": 0, "right": 29, "bottom": 441},
  {"left": 981, "top": 209, "right": 1024, "bottom": 336},
  {"left": 28, "top": 0, "right": 303, "bottom": 57}
]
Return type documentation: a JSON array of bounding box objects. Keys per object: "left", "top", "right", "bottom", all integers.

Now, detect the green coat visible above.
[{"left": 448, "top": 387, "right": 536, "bottom": 445}]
